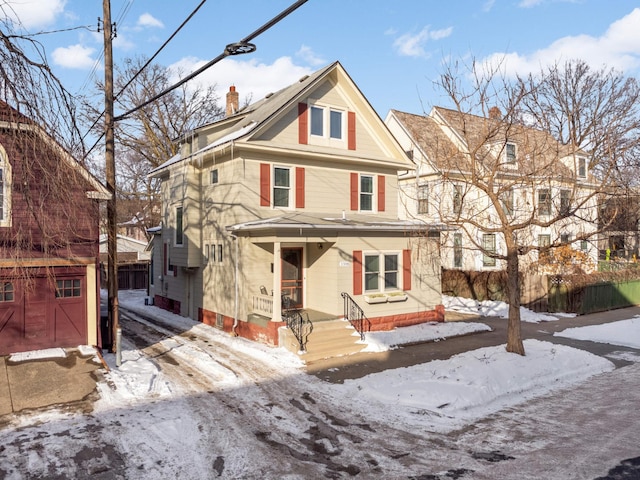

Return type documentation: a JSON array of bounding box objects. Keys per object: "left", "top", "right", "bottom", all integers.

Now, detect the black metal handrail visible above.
[
  {"left": 341, "top": 292, "right": 370, "bottom": 341},
  {"left": 282, "top": 294, "right": 313, "bottom": 352},
  {"left": 283, "top": 308, "right": 313, "bottom": 352}
]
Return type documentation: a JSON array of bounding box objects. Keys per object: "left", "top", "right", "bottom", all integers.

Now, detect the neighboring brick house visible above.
[
  {"left": 0, "top": 101, "right": 110, "bottom": 355},
  {"left": 148, "top": 62, "right": 444, "bottom": 348},
  {"left": 386, "top": 107, "right": 599, "bottom": 273}
]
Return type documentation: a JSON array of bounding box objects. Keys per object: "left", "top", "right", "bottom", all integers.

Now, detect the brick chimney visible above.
[
  {"left": 488, "top": 106, "right": 502, "bottom": 120},
  {"left": 226, "top": 85, "right": 239, "bottom": 116}
]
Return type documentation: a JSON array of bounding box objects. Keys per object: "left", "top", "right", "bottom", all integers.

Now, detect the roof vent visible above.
[{"left": 299, "top": 75, "right": 309, "bottom": 82}]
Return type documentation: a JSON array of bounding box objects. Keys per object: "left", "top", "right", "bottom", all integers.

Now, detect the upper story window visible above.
[
  {"left": 211, "top": 168, "right": 219, "bottom": 185},
  {"left": 453, "top": 184, "right": 463, "bottom": 215},
  {"left": 560, "top": 189, "right": 571, "bottom": 216},
  {"left": 538, "top": 189, "right": 551, "bottom": 216},
  {"left": 578, "top": 157, "right": 587, "bottom": 178},
  {"left": 310, "top": 104, "right": 344, "bottom": 140},
  {"left": 505, "top": 142, "right": 516, "bottom": 164},
  {"left": 417, "top": 184, "right": 429, "bottom": 214},
  {"left": 273, "top": 167, "right": 291, "bottom": 207},
  {"left": 501, "top": 187, "right": 514, "bottom": 215},
  {"left": 360, "top": 175, "right": 374, "bottom": 211},
  {"left": 175, "top": 206, "right": 184, "bottom": 246},
  {"left": 0, "top": 147, "right": 11, "bottom": 228}
]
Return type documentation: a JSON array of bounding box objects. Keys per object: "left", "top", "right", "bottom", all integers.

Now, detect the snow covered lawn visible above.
[{"left": 555, "top": 316, "right": 640, "bottom": 349}]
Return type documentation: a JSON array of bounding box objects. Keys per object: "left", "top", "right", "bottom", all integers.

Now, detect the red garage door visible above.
[{"left": 0, "top": 274, "right": 87, "bottom": 355}]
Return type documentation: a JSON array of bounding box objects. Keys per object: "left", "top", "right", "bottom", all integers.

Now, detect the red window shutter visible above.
[
  {"left": 378, "top": 175, "right": 385, "bottom": 212},
  {"left": 350, "top": 172, "right": 358, "bottom": 211},
  {"left": 163, "top": 243, "right": 167, "bottom": 276},
  {"left": 403, "top": 249, "right": 412, "bottom": 291},
  {"left": 295, "top": 167, "right": 305, "bottom": 208},
  {"left": 298, "top": 103, "right": 308, "bottom": 145},
  {"left": 348, "top": 111, "right": 356, "bottom": 150},
  {"left": 353, "top": 250, "right": 363, "bottom": 295},
  {"left": 260, "top": 163, "right": 270, "bottom": 206}
]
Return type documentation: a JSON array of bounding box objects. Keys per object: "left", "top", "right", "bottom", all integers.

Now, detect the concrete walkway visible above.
[
  {"left": 0, "top": 349, "right": 103, "bottom": 416},
  {"left": 307, "top": 305, "right": 640, "bottom": 382}
]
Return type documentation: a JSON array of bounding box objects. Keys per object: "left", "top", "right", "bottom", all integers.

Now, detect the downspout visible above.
[{"left": 230, "top": 232, "right": 239, "bottom": 335}]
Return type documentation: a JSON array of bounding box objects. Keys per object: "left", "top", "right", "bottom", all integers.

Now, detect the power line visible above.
[
  {"left": 114, "top": 0, "right": 309, "bottom": 122},
  {"left": 80, "top": 0, "right": 208, "bottom": 158}
]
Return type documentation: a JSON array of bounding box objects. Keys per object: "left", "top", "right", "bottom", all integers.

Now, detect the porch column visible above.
[{"left": 272, "top": 242, "right": 282, "bottom": 322}]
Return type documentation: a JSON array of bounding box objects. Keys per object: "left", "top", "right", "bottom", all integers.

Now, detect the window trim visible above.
[
  {"left": 482, "top": 234, "right": 496, "bottom": 267},
  {"left": 538, "top": 188, "right": 552, "bottom": 217},
  {"left": 560, "top": 189, "right": 571, "bottom": 216},
  {"left": 273, "top": 165, "right": 292, "bottom": 208},
  {"left": 505, "top": 142, "right": 517, "bottom": 164},
  {"left": 211, "top": 168, "right": 219, "bottom": 185},
  {"left": 453, "top": 184, "right": 463, "bottom": 215},
  {"left": 175, "top": 206, "right": 184, "bottom": 246},
  {"left": 453, "top": 233, "right": 463, "bottom": 268},
  {"left": 363, "top": 251, "right": 401, "bottom": 293},
  {"left": 577, "top": 157, "right": 587, "bottom": 178},
  {"left": 417, "top": 183, "right": 429, "bottom": 215},
  {"left": 360, "top": 174, "right": 374, "bottom": 212},
  {"left": 0, "top": 281, "right": 14, "bottom": 302},
  {"left": 307, "top": 101, "right": 346, "bottom": 147},
  {"left": 55, "top": 279, "right": 82, "bottom": 299}
]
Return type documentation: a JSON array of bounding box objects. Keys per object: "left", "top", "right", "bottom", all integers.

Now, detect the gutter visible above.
[{"left": 230, "top": 232, "right": 239, "bottom": 335}]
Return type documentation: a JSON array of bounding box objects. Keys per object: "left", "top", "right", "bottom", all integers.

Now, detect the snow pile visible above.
[
  {"left": 339, "top": 339, "right": 615, "bottom": 429},
  {"left": 555, "top": 315, "right": 640, "bottom": 349},
  {"left": 443, "top": 294, "right": 566, "bottom": 322},
  {"left": 361, "top": 321, "right": 491, "bottom": 352}
]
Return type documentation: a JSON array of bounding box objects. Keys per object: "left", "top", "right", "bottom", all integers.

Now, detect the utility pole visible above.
[{"left": 102, "top": 0, "right": 119, "bottom": 353}]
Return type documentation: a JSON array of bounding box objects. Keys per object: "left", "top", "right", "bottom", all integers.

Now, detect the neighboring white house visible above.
[
  {"left": 148, "top": 62, "right": 445, "bottom": 349},
  {"left": 386, "top": 106, "right": 599, "bottom": 273}
]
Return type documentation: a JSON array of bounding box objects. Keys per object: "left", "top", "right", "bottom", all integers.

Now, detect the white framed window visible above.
[
  {"left": 501, "top": 187, "right": 514, "bottom": 215},
  {"left": 360, "top": 175, "right": 374, "bottom": 211},
  {"left": 453, "top": 184, "right": 463, "bottom": 215},
  {"left": 453, "top": 233, "right": 463, "bottom": 268},
  {"left": 364, "top": 252, "right": 400, "bottom": 292},
  {"left": 273, "top": 166, "right": 291, "bottom": 208},
  {"left": 417, "top": 184, "right": 429, "bottom": 214},
  {"left": 578, "top": 157, "right": 587, "bottom": 178},
  {"left": 309, "top": 102, "right": 345, "bottom": 145},
  {"left": 0, "top": 146, "right": 11, "bottom": 227},
  {"left": 538, "top": 189, "right": 551, "bottom": 216},
  {"left": 482, "top": 234, "right": 496, "bottom": 267},
  {"left": 505, "top": 142, "right": 516, "bottom": 164},
  {"left": 560, "top": 189, "right": 571, "bottom": 216},
  {"left": 175, "top": 206, "right": 184, "bottom": 246},
  {"left": 538, "top": 234, "right": 551, "bottom": 261}
]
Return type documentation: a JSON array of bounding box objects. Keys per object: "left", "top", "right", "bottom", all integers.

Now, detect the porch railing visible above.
[
  {"left": 341, "top": 292, "right": 370, "bottom": 341},
  {"left": 283, "top": 308, "right": 313, "bottom": 352},
  {"left": 252, "top": 294, "right": 273, "bottom": 317}
]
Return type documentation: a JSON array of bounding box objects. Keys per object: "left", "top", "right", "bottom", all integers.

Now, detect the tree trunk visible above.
[{"left": 505, "top": 244, "right": 525, "bottom": 355}]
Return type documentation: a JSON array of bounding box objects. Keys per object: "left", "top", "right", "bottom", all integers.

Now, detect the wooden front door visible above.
[{"left": 281, "top": 248, "right": 303, "bottom": 309}]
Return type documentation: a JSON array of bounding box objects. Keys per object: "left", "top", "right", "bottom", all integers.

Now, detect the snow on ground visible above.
[
  {"left": 361, "top": 321, "right": 491, "bottom": 353},
  {"left": 94, "top": 290, "right": 621, "bottom": 432},
  {"left": 442, "top": 294, "right": 570, "bottom": 322},
  {"left": 555, "top": 315, "right": 640, "bottom": 349}
]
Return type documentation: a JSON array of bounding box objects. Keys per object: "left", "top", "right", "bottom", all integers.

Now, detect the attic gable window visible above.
[
  {"left": 578, "top": 157, "right": 587, "bottom": 178},
  {"left": 299, "top": 102, "right": 356, "bottom": 150}
]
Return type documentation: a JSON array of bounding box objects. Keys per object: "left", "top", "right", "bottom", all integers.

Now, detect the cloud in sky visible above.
[
  {"left": 52, "top": 44, "right": 96, "bottom": 69},
  {"left": 168, "top": 56, "right": 313, "bottom": 105},
  {"left": 393, "top": 26, "right": 453, "bottom": 58},
  {"left": 481, "top": 7, "right": 640, "bottom": 76},
  {"left": 0, "top": 0, "right": 66, "bottom": 29},
  {"left": 296, "top": 45, "right": 326, "bottom": 66},
  {"left": 137, "top": 13, "right": 163, "bottom": 29}
]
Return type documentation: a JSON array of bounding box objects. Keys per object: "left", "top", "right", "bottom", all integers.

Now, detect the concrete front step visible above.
[{"left": 280, "top": 318, "right": 366, "bottom": 363}]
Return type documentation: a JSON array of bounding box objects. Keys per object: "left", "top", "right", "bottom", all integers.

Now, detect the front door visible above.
[{"left": 281, "top": 248, "right": 303, "bottom": 309}]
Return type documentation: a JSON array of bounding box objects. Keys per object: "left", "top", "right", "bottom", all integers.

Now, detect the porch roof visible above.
[{"left": 226, "top": 212, "right": 447, "bottom": 237}]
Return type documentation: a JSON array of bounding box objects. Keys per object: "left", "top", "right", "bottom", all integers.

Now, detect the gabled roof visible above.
[
  {"left": 151, "top": 61, "right": 412, "bottom": 177},
  {"left": 391, "top": 106, "right": 584, "bottom": 180},
  {"left": 0, "top": 100, "right": 111, "bottom": 200}
]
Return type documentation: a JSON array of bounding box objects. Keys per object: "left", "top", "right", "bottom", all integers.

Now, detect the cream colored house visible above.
[
  {"left": 386, "top": 107, "right": 599, "bottom": 273},
  {"left": 148, "top": 62, "right": 444, "bottom": 348}
]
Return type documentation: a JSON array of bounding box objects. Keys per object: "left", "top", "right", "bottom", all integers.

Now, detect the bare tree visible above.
[
  {"left": 83, "top": 56, "right": 224, "bottom": 238},
  {"left": 400, "top": 59, "right": 639, "bottom": 355}
]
